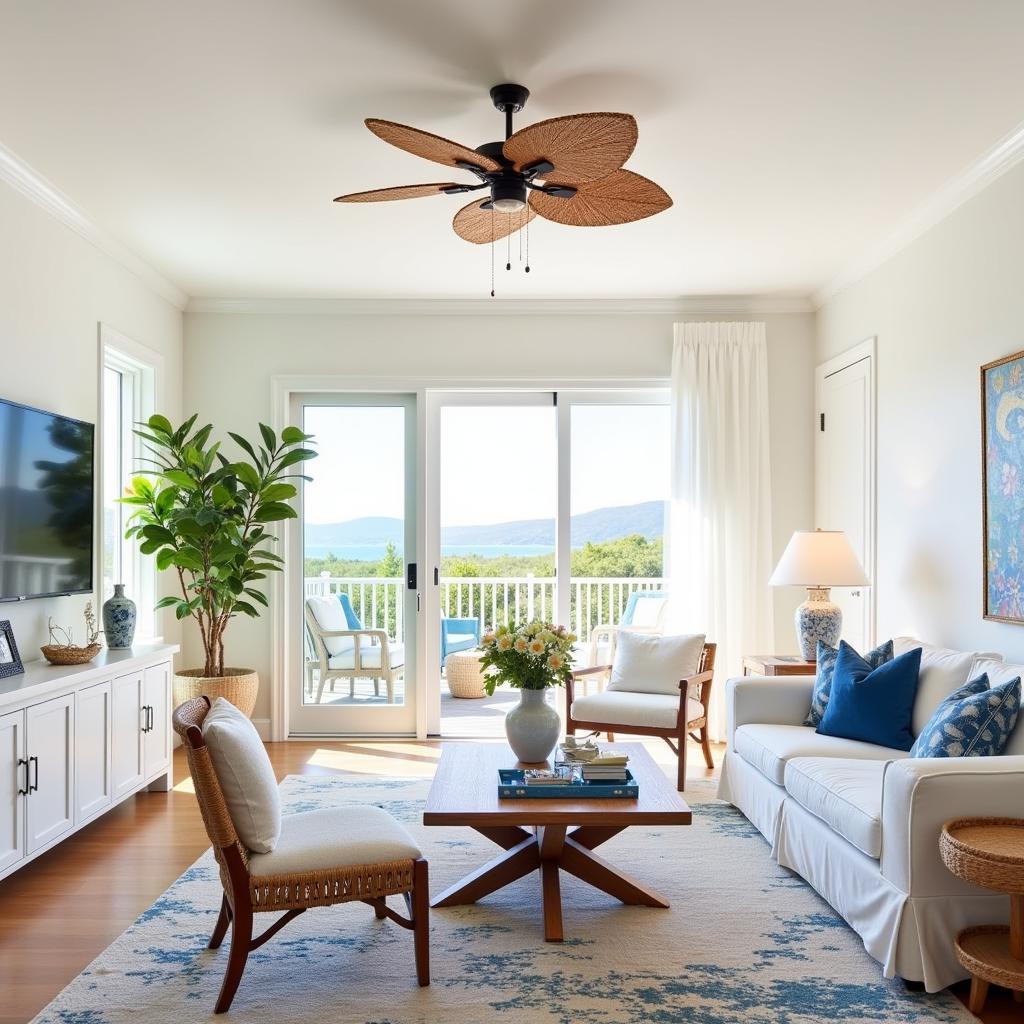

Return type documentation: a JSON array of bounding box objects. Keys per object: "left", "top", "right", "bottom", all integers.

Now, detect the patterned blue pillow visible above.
[
  {"left": 910, "top": 674, "right": 1021, "bottom": 757},
  {"left": 805, "top": 638, "right": 894, "bottom": 727}
]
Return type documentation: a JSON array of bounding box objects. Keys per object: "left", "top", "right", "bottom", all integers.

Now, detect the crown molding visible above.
[
  {"left": 814, "top": 117, "right": 1024, "bottom": 309},
  {"left": 185, "top": 294, "right": 814, "bottom": 316},
  {"left": 0, "top": 140, "right": 188, "bottom": 310}
]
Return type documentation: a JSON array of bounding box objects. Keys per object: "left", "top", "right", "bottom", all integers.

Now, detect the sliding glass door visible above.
[{"left": 290, "top": 393, "right": 417, "bottom": 736}]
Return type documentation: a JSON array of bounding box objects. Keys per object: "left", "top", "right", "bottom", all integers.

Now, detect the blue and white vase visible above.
[{"left": 103, "top": 584, "right": 137, "bottom": 649}]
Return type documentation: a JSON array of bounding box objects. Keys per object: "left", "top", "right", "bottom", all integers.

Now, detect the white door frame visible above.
[
  {"left": 815, "top": 338, "right": 877, "bottom": 647},
  {"left": 269, "top": 374, "right": 667, "bottom": 742}
]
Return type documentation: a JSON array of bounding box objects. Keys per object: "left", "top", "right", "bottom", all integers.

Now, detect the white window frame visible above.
[{"left": 98, "top": 324, "right": 162, "bottom": 640}]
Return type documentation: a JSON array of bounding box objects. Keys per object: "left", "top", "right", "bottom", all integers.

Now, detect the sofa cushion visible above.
[
  {"left": 572, "top": 691, "right": 704, "bottom": 730},
  {"left": 784, "top": 757, "right": 887, "bottom": 858},
  {"left": 806, "top": 639, "right": 893, "bottom": 727},
  {"left": 202, "top": 697, "right": 281, "bottom": 854},
  {"left": 734, "top": 723, "right": 908, "bottom": 786},
  {"left": 607, "top": 630, "right": 705, "bottom": 696},
  {"left": 893, "top": 637, "right": 1003, "bottom": 734},
  {"left": 974, "top": 658, "right": 1024, "bottom": 755},
  {"left": 248, "top": 805, "right": 421, "bottom": 877}
]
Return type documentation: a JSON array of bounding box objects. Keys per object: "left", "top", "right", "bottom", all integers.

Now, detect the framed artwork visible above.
[
  {"left": 0, "top": 620, "right": 24, "bottom": 677},
  {"left": 982, "top": 349, "right": 1024, "bottom": 623}
]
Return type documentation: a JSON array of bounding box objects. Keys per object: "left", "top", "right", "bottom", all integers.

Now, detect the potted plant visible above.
[
  {"left": 478, "top": 621, "right": 576, "bottom": 762},
  {"left": 122, "top": 414, "right": 316, "bottom": 716}
]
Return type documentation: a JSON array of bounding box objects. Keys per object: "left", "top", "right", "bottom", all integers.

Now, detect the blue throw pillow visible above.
[
  {"left": 911, "top": 674, "right": 1021, "bottom": 758},
  {"left": 816, "top": 643, "right": 922, "bottom": 750},
  {"left": 805, "top": 638, "right": 894, "bottom": 727}
]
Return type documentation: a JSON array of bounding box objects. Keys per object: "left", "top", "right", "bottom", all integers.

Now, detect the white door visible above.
[
  {"left": 76, "top": 680, "right": 113, "bottom": 822},
  {"left": 289, "top": 393, "right": 418, "bottom": 736},
  {"left": 143, "top": 662, "right": 170, "bottom": 776},
  {"left": 816, "top": 343, "right": 875, "bottom": 652},
  {"left": 111, "top": 672, "right": 144, "bottom": 797},
  {"left": 0, "top": 709, "right": 25, "bottom": 873},
  {"left": 25, "top": 694, "right": 74, "bottom": 855}
]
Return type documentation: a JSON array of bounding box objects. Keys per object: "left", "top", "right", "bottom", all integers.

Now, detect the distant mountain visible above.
[{"left": 306, "top": 501, "right": 665, "bottom": 550}]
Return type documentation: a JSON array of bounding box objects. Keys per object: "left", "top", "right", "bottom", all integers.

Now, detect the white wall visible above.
[
  {"left": 0, "top": 182, "right": 184, "bottom": 663},
  {"left": 185, "top": 309, "right": 816, "bottom": 725},
  {"left": 817, "top": 160, "right": 1024, "bottom": 660}
]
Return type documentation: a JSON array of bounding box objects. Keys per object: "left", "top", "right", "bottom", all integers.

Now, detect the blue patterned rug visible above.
[{"left": 33, "top": 774, "right": 975, "bottom": 1024}]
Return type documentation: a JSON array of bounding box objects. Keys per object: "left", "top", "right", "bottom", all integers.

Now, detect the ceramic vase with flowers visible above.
[{"left": 478, "top": 621, "right": 576, "bottom": 763}]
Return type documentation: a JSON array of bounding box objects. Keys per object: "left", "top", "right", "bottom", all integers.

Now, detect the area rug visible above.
[{"left": 33, "top": 773, "right": 975, "bottom": 1024}]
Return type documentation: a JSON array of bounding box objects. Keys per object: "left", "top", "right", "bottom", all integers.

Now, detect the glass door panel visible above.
[{"left": 290, "top": 394, "right": 416, "bottom": 736}]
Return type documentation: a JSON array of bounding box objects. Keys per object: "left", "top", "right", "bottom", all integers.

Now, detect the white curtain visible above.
[{"left": 667, "top": 322, "right": 775, "bottom": 741}]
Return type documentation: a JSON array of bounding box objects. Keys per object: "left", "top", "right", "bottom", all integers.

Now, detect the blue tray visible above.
[{"left": 497, "top": 768, "right": 638, "bottom": 800}]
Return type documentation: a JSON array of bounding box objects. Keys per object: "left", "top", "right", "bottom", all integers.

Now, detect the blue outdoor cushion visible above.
[
  {"left": 911, "top": 674, "right": 1021, "bottom": 758},
  {"left": 805, "top": 638, "right": 894, "bottom": 727},
  {"left": 816, "top": 642, "right": 922, "bottom": 750}
]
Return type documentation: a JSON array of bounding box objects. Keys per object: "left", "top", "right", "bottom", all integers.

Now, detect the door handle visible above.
[
  {"left": 433, "top": 566, "right": 439, "bottom": 586},
  {"left": 16, "top": 758, "right": 28, "bottom": 796},
  {"left": 407, "top": 563, "right": 417, "bottom": 590},
  {"left": 29, "top": 755, "right": 38, "bottom": 794}
]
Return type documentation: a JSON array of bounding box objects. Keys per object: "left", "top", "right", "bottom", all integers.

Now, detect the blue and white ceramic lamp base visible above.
[{"left": 795, "top": 587, "right": 842, "bottom": 661}]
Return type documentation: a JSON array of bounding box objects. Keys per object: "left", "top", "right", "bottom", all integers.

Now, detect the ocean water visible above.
[{"left": 304, "top": 543, "right": 555, "bottom": 561}]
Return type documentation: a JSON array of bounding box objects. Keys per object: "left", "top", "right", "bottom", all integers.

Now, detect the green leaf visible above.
[
  {"left": 280, "top": 426, "right": 307, "bottom": 444},
  {"left": 156, "top": 548, "right": 177, "bottom": 571},
  {"left": 191, "top": 423, "right": 213, "bottom": 450},
  {"left": 233, "top": 462, "right": 261, "bottom": 491},
  {"left": 148, "top": 414, "right": 173, "bottom": 436},
  {"left": 227, "top": 432, "right": 259, "bottom": 463},
  {"left": 276, "top": 448, "right": 317, "bottom": 470},
  {"left": 154, "top": 595, "right": 183, "bottom": 609},
  {"left": 243, "top": 587, "right": 269, "bottom": 607},
  {"left": 162, "top": 469, "right": 197, "bottom": 490},
  {"left": 233, "top": 600, "right": 260, "bottom": 618},
  {"left": 172, "top": 551, "right": 204, "bottom": 572},
  {"left": 139, "top": 538, "right": 163, "bottom": 555},
  {"left": 254, "top": 502, "right": 297, "bottom": 523},
  {"left": 174, "top": 602, "right": 193, "bottom": 620},
  {"left": 260, "top": 482, "right": 297, "bottom": 503},
  {"left": 172, "top": 413, "right": 198, "bottom": 445},
  {"left": 141, "top": 524, "right": 176, "bottom": 546},
  {"left": 259, "top": 423, "right": 277, "bottom": 452}
]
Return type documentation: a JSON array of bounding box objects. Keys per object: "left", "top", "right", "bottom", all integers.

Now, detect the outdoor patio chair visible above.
[{"left": 441, "top": 616, "right": 481, "bottom": 665}]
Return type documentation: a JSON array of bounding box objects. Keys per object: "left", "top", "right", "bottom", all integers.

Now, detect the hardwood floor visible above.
[{"left": 0, "top": 738, "right": 1017, "bottom": 1023}]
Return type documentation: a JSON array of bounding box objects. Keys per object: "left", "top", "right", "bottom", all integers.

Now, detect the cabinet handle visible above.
[
  {"left": 147, "top": 705, "right": 154, "bottom": 732},
  {"left": 141, "top": 705, "right": 150, "bottom": 733},
  {"left": 16, "top": 758, "right": 28, "bottom": 796},
  {"left": 29, "top": 755, "right": 38, "bottom": 794}
]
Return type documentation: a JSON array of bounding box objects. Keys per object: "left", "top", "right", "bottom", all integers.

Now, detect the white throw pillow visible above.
[
  {"left": 607, "top": 631, "right": 706, "bottom": 696},
  {"left": 307, "top": 595, "right": 352, "bottom": 657},
  {"left": 202, "top": 697, "right": 281, "bottom": 854},
  {"left": 628, "top": 595, "right": 666, "bottom": 629}
]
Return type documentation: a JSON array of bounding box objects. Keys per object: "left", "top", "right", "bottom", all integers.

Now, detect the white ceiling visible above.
[{"left": 2, "top": 0, "right": 1024, "bottom": 302}]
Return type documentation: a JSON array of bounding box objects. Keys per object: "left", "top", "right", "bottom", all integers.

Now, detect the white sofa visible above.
[{"left": 717, "top": 637, "right": 1024, "bottom": 992}]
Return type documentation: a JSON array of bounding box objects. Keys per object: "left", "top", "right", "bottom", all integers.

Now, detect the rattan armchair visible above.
[
  {"left": 173, "top": 697, "right": 429, "bottom": 1013},
  {"left": 566, "top": 642, "right": 716, "bottom": 792}
]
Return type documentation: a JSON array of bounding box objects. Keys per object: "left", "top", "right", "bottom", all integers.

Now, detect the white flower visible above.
[
  {"left": 514, "top": 637, "right": 529, "bottom": 653},
  {"left": 481, "top": 633, "right": 496, "bottom": 647},
  {"left": 528, "top": 638, "right": 545, "bottom": 655},
  {"left": 497, "top": 634, "right": 513, "bottom": 651},
  {"left": 547, "top": 654, "right": 563, "bottom": 671}
]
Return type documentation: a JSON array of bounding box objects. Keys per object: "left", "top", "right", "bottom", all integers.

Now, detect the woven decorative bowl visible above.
[{"left": 40, "top": 643, "right": 102, "bottom": 666}]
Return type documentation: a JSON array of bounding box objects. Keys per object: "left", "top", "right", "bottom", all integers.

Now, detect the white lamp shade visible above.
[{"left": 769, "top": 530, "right": 870, "bottom": 587}]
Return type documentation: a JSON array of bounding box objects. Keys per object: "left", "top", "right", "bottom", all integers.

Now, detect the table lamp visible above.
[{"left": 769, "top": 529, "right": 870, "bottom": 660}]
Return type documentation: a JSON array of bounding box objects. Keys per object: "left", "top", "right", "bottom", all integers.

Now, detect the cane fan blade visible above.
[
  {"left": 365, "top": 118, "right": 502, "bottom": 172},
  {"left": 530, "top": 170, "right": 671, "bottom": 226},
  {"left": 334, "top": 183, "right": 469, "bottom": 203},
  {"left": 504, "top": 113, "right": 638, "bottom": 183},
  {"left": 453, "top": 200, "right": 536, "bottom": 244}
]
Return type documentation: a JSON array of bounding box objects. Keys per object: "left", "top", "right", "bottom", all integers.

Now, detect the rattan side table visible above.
[{"left": 939, "top": 817, "right": 1024, "bottom": 1012}]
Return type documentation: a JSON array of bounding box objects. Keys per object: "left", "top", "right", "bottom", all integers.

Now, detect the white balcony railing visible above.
[{"left": 304, "top": 574, "right": 666, "bottom": 643}]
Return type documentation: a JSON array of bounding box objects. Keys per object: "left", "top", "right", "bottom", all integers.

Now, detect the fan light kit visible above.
[{"left": 335, "top": 83, "right": 672, "bottom": 295}]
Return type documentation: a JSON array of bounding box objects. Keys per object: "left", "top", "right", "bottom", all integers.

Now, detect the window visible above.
[{"left": 100, "top": 328, "right": 159, "bottom": 638}]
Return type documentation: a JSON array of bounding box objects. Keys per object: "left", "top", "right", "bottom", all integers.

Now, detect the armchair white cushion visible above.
[
  {"left": 571, "top": 691, "right": 704, "bottom": 730},
  {"left": 607, "top": 631, "right": 705, "bottom": 696},
  {"left": 202, "top": 697, "right": 281, "bottom": 854},
  {"left": 307, "top": 595, "right": 354, "bottom": 656},
  {"left": 329, "top": 642, "right": 405, "bottom": 671}
]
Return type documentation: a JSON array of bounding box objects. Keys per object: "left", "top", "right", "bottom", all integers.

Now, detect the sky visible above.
[{"left": 302, "top": 401, "right": 670, "bottom": 527}]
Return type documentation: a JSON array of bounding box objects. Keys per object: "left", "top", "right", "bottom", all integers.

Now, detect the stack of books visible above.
[
  {"left": 580, "top": 750, "right": 630, "bottom": 783},
  {"left": 523, "top": 768, "right": 572, "bottom": 786}
]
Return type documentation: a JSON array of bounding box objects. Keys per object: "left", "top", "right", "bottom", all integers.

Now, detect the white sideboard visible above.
[{"left": 0, "top": 642, "right": 179, "bottom": 882}]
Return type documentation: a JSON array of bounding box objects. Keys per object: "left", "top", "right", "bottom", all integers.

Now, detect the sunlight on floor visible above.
[
  {"left": 172, "top": 776, "right": 196, "bottom": 794},
  {"left": 306, "top": 743, "right": 441, "bottom": 777}
]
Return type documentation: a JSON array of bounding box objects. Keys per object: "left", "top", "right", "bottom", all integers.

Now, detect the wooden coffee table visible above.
[{"left": 422, "top": 742, "right": 691, "bottom": 941}]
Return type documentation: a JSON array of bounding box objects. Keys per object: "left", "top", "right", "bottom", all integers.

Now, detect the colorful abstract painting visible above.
[{"left": 983, "top": 349, "right": 1024, "bottom": 622}]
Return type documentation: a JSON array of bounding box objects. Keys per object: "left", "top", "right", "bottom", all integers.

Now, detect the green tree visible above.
[{"left": 379, "top": 541, "right": 402, "bottom": 578}]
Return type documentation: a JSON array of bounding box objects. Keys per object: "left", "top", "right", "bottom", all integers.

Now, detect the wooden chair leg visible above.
[
  {"left": 208, "top": 894, "right": 231, "bottom": 950},
  {"left": 215, "top": 901, "right": 253, "bottom": 1014},
  {"left": 700, "top": 725, "right": 714, "bottom": 769},
  {"left": 374, "top": 899, "right": 386, "bottom": 920},
  {"left": 677, "top": 730, "right": 688, "bottom": 791},
  {"left": 413, "top": 859, "right": 430, "bottom": 987}
]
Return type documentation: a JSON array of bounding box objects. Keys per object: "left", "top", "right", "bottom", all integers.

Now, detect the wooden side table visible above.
[
  {"left": 742, "top": 655, "right": 816, "bottom": 677},
  {"left": 940, "top": 817, "right": 1024, "bottom": 1011}
]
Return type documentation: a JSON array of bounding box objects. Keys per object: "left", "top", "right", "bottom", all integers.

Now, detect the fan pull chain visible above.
[
  {"left": 490, "top": 207, "right": 495, "bottom": 297},
  {"left": 525, "top": 216, "right": 530, "bottom": 273},
  {"left": 506, "top": 225, "right": 511, "bottom": 272},
  {"left": 519, "top": 209, "right": 523, "bottom": 263}
]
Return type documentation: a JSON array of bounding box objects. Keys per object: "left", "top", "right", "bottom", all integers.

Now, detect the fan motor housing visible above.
[{"left": 490, "top": 173, "right": 528, "bottom": 211}]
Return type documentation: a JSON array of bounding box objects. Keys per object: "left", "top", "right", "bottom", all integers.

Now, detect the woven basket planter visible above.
[
  {"left": 446, "top": 653, "right": 489, "bottom": 699},
  {"left": 174, "top": 668, "right": 259, "bottom": 718}
]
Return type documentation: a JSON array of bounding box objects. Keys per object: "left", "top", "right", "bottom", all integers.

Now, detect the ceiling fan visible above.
[{"left": 334, "top": 83, "right": 672, "bottom": 247}]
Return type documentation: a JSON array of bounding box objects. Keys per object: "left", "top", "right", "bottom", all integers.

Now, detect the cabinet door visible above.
[
  {"left": 111, "top": 673, "right": 144, "bottom": 799},
  {"left": 76, "top": 681, "right": 112, "bottom": 822},
  {"left": 25, "top": 694, "right": 74, "bottom": 855},
  {"left": 143, "top": 662, "right": 171, "bottom": 778},
  {"left": 0, "top": 710, "right": 25, "bottom": 873}
]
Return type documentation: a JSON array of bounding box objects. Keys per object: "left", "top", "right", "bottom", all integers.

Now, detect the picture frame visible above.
[
  {"left": 981, "top": 349, "right": 1024, "bottom": 623},
  {"left": 0, "top": 619, "right": 24, "bottom": 677}
]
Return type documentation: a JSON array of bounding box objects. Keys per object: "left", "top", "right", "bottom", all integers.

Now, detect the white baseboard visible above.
[{"left": 252, "top": 718, "right": 271, "bottom": 740}]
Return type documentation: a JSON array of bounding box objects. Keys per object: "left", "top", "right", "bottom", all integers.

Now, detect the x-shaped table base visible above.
[{"left": 431, "top": 824, "right": 670, "bottom": 942}]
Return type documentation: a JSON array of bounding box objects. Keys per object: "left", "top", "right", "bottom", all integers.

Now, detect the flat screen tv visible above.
[{"left": 0, "top": 397, "right": 94, "bottom": 601}]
